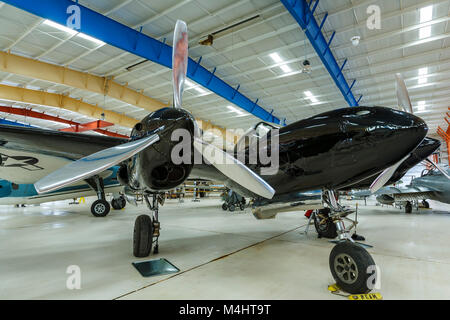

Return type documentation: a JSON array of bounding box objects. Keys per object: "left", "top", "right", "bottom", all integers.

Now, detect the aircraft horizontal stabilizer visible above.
[{"left": 34, "top": 134, "right": 160, "bottom": 194}]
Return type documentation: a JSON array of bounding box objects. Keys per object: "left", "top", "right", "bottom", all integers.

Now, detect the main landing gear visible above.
[
  {"left": 111, "top": 195, "right": 127, "bottom": 210},
  {"left": 86, "top": 176, "right": 110, "bottom": 217},
  {"left": 133, "top": 193, "right": 163, "bottom": 257},
  {"left": 321, "top": 190, "right": 378, "bottom": 294}
]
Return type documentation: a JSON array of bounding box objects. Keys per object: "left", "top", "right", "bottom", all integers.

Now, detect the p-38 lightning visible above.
[{"left": 0, "top": 20, "right": 435, "bottom": 294}]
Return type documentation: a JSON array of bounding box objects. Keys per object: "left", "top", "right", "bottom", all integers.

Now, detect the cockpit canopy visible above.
[{"left": 235, "top": 122, "right": 280, "bottom": 153}]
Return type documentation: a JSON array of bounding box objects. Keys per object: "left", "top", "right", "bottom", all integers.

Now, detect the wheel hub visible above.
[
  {"left": 334, "top": 253, "right": 358, "bottom": 284},
  {"left": 95, "top": 203, "right": 105, "bottom": 213}
]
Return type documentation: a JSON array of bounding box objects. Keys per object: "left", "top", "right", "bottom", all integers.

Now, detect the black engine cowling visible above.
[{"left": 120, "top": 107, "right": 196, "bottom": 192}]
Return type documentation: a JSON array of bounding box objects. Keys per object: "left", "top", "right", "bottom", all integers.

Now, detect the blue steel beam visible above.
[
  {"left": 3, "top": 0, "right": 280, "bottom": 124},
  {"left": 280, "top": 0, "right": 359, "bottom": 107}
]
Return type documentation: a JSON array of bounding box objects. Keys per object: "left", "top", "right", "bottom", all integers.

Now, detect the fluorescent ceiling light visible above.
[
  {"left": 418, "top": 77, "right": 428, "bottom": 84},
  {"left": 44, "top": 19, "right": 105, "bottom": 46},
  {"left": 77, "top": 33, "right": 105, "bottom": 46},
  {"left": 418, "top": 67, "right": 428, "bottom": 76},
  {"left": 417, "top": 101, "right": 426, "bottom": 111},
  {"left": 418, "top": 67, "right": 428, "bottom": 84},
  {"left": 420, "top": 6, "right": 433, "bottom": 23},
  {"left": 227, "top": 105, "right": 245, "bottom": 116},
  {"left": 185, "top": 79, "right": 210, "bottom": 95},
  {"left": 194, "top": 87, "right": 207, "bottom": 94},
  {"left": 280, "top": 64, "right": 292, "bottom": 73},
  {"left": 43, "top": 20, "right": 76, "bottom": 35},
  {"left": 419, "top": 26, "right": 431, "bottom": 39},
  {"left": 304, "top": 91, "right": 319, "bottom": 104},
  {"left": 269, "top": 52, "right": 283, "bottom": 63}
]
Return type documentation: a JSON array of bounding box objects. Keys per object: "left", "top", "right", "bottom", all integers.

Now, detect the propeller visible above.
[
  {"left": 395, "top": 73, "right": 413, "bottom": 114},
  {"left": 396, "top": 73, "right": 450, "bottom": 181},
  {"left": 34, "top": 134, "right": 160, "bottom": 194},
  {"left": 171, "top": 20, "right": 274, "bottom": 199},
  {"left": 370, "top": 155, "right": 408, "bottom": 194},
  {"left": 370, "top": 73, "right": 449, "bottom": 193},
  {"left": 172, "top": 20, "right": 188, "bottom": 109},
  {"left": 34, "top": 20, "right": 275, "bottom": 199}
]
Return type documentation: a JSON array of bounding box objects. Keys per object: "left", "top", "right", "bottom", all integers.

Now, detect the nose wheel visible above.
[{"left": 329, "top": 241, "right": 377, "bottom": 294}]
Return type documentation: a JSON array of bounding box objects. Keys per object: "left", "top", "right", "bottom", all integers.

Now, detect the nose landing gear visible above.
[
  {"left": 323, "top": 190, "right": 378, "bottom": 294},
  {"left": 133, "top": 193, "right": 164, "bottom": 257}
]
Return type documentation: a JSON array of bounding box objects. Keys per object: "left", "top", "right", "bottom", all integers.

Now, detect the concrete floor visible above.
[{"left": 1, "top": 197, "right": 450, "bottom": 300}]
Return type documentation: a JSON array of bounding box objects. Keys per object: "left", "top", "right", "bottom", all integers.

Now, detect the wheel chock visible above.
[{"left": 328, "top": 283, "right": 383, "bottom": 300}]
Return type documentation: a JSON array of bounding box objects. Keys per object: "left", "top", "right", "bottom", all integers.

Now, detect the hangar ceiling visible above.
[{"left": 0, "top": 0, "right": 448, "bottom": 159}]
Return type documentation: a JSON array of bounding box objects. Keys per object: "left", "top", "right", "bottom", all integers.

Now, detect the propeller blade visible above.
[
  {"left": 35, "top": 134, "right": 160, "bottom": 194},
  {"left": 370, "top": 156, "right": 409, "bottom": 194},
  {"left": 172, "top": 20, "right": 188, "bottom": 109},
  {"left": 193, "top": 137, "right": 275, "bottom": 199},
  {"left": 395, "top": 73, "right": 413, "bottom": 114},
  {"left": 425, "top": 159, "right": 450, "bottom": 180}
]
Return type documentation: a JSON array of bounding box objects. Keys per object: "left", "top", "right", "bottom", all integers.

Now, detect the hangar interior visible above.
[{"left": 0, "top": 0, "right": 449, "bottom": 300}]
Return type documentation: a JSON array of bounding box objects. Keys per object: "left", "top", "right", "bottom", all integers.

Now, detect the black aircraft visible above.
[{"left": 0, "top": 21, "right": 431, "bottom": 294}]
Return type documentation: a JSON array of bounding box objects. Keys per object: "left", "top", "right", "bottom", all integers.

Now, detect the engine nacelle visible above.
[{"left": 122, "top": 108, "right": 195, "bottom": 192}]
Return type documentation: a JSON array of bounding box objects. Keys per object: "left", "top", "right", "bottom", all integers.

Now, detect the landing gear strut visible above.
[
  {"left": 323, "top": 190, "right": 377, "bottom": 294},
  {"left": 133, "top": 193, "right": 163, "bottom": 257},
  {"left": 86, "top": 176, "right": 110, "bottom": 217}
]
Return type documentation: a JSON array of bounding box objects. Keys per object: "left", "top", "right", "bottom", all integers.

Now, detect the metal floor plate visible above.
[{"left": 132, "top": 258, "right": 180, "bottom": 277}]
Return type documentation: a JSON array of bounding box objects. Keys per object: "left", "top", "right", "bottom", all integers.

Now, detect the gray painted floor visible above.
[{"left": 1, "top": 197, "right": 449, "bottom": 300}]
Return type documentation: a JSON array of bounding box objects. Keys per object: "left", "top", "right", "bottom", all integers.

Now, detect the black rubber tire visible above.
[
  {"left": 91, "top": 199, "right": 111, "bottom": 217},
  {"left": 229, "top": 204, "right": 235, "bottom": 212},
  {"left": 329, "top": 241, "right": 377, "bottom": 294},
  {"left": 405, "top": 201, "right": 412, "bottom": 214},
  {"left": 422, "top": 200, "right": 430, "bottom": 209},
  {"left": 239, "top": 203, "right": 245, "bottom": 211},
  {"left": 112, "top": 196, "right": 127, "bottom": 210},
  {"left": 314, "top": 208, "right": 337, "bottom": 239},
  {"left": 222, "top": 203, "right": 228, "bottom": 211},
  {"left": 111, "top": 199, "right": 120, "bottom": 210},
  {"left": 133, "top": 215, "right": 153, "bottom": 258}
]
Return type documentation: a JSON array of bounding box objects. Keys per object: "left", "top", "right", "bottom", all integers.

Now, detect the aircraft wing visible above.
[
  {"left": 351, "top": 185, "right": 434, "bottom": 197},
  {"left": 0, "top": 125, "right": 126, "bottom": 184}
]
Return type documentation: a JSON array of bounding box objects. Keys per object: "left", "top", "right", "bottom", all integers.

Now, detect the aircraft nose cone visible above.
[
  {"left": 342, "top": 106, "right": 428, "bottom": 171},
  {"left": 362, "top": 106, "right": 428, "bottom": 144}
]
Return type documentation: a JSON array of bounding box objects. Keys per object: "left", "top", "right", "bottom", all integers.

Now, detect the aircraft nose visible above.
[
  {"left": 361, "top": 106, "right": 428, "bottom": 144},
  {"left": 344, "top": 106, "right": 428, "bottom": 168}
]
